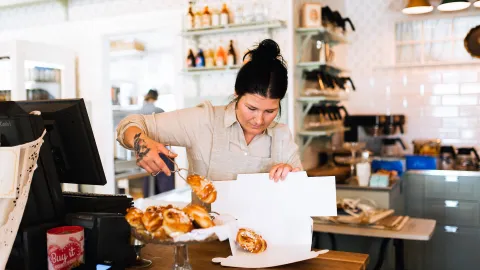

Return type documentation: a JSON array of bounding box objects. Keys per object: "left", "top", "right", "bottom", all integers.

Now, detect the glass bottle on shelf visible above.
[
  {"left": 186, "top": 49, "right": 196, "bottom": 68},
  {"left": 202, "top": 5, "right": 212, "bottom": 28},
  {"left": 194, "top": 9, "right": 202, "bottom": 29},
  {"left": 215, "top": 45, "right": 226, "bottom": 67},
  {"left": 227, "top": 40, "right": 237, "bottom": 66},
  {"left": 185, "top": 1, "right": 195, "bottom": 30},
  {"left": 205, "top": 48, "right": 215, "bottom": 68},
  {"left": 220, "top": 3, "right": 229, "bottom": 26},
  {"left": 195, "top": 48, "right": 205, "bottom": 68},
  {"left": 233, "top": 3, "right": 244, "bottom": 24},
  {"left": 211, "top": 7, "right": 220, "bottom": 27}
]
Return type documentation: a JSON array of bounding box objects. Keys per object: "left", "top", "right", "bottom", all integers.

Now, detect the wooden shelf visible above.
[
  {"left": 181, "top": 20, "right": 285, "bottom": 37},
  {"left": 296, "top": 27, "right": 349, "bottom": 45},
  {"left": 181, "top": 65, "right": 242, "bottom": 75}
]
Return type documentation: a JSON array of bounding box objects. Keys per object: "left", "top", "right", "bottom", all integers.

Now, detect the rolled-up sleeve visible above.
[{"left": 116, "top": 101, "right": 214, "bottom": 150}]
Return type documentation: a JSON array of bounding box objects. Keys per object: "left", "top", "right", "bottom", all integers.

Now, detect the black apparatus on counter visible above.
[{"left": 0, "top": 99, "right": 136, "bottom": 270}]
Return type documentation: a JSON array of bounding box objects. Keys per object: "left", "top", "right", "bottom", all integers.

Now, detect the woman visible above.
[
  {"left": 116, "top": 39, "right": 302, "bottom": 194},
  {"left": 139, "top": 89, "right": 165, "bottom": 115}
]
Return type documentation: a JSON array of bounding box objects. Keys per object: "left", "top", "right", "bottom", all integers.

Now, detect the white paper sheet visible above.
[{"left": 211, "top": 172, "right": 338, "bottom": 218}]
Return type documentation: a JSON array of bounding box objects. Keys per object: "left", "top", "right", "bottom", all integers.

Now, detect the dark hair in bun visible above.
[{"left": 234, "top": 39, "right": 288, "bottom": 104}]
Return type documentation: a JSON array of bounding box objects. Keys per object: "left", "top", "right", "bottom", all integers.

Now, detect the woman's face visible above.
[{"left": 235, "top": 93, "right": 280, "bottom": 136}]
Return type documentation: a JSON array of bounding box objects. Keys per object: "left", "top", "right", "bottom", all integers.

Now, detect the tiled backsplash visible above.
[{"left": 348, "top": 64, "right": 480, "bottom": 149}]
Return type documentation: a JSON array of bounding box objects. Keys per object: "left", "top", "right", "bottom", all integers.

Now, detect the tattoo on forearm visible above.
[{"left": 133, "top": 133, "right": 151, "bottom": 162}]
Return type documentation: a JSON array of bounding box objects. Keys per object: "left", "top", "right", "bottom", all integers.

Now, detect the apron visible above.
[{"left": 191, "top": 105, "right": 282, "bottom": 207}]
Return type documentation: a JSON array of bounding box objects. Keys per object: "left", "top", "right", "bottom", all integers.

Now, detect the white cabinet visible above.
[{"left": 0, "top": 40, "right": 76, "bottom": 101}]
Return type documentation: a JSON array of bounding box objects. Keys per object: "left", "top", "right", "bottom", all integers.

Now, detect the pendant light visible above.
[
  {"left": 402, "top": 0, "right": 434, "bottom": 14},
  {"left": 474, "top": 0, "right": 480, "bottom": 8},
  {"left": 437, "top": 0, "right": 471, "bottom": 11}
]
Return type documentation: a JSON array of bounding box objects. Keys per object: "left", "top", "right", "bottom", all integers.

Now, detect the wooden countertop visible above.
[
  {"left": 135, "top": 240, "right": 369, "bottom": 270},
  {"left": 313, "top": 218, "right": 436, "bottom": 241}
]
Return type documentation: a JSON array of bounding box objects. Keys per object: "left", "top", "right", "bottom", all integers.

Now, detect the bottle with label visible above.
[
  {"left": 186, "top": 49, "right": 196, "bottom": 68},
  {"left": 194, "top": 10, "right": 202, "bottom": 28},
  {"left": 202, "top": 5, "right": 212, "bottom": 28},
  {"left": 220, "top": 3, "right": 229, "bottom": 26},
  {"left": 215, "top": 45, "right": 226, "bottom": 67},
  {"left": 185, "top": 1, "right": 195, "bottom": 30},
  {"left": 211, "top": 8, "right": 220, "bottom": 27},
  {"left": 227, "top": 40, "right": 237, "bottom": 66},
  {"left": 205, "top": 48, "right": 215, "bottom": 68},
  {"left": 195, "top": 49, "right": 205, "bottom": 68}
]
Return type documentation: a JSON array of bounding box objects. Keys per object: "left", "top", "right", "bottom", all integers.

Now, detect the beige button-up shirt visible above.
[{"left": 116, "top": 101, "right": 303, "bottom": 178}]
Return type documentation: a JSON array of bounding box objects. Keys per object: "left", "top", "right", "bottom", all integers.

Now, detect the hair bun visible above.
[{"left": 248, "top": 39, "right": 282, "bottom": 63}]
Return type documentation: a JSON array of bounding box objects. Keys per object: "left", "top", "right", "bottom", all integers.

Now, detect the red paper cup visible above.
[{"left": 47, "top": 226, "right": 85, "bottom": 270}]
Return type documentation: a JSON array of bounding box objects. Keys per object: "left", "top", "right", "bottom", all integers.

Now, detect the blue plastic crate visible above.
[{"left": 405, "top": 155, "right": 437, "bottom": 170}]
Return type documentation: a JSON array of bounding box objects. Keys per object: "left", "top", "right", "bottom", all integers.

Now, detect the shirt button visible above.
[{"left": 244, "top": 152, "right": 248, "bottom": 156}]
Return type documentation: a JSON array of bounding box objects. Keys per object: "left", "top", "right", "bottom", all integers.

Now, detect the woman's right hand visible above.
[{"left": 132, "top": 132, "right": 178, "bottom": 176}]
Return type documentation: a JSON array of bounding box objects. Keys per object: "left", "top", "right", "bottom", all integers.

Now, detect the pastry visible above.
[
  {"left": 151, "top": 226, "right": 170, "bottom": 240},
  {"left": 141, "top": 209, "right": 163, "bottom": 232},
  {"left": 125, "top": 207, "right": 144, "bottom": 230},
  {"left": 183, "top": 204, "right": 215, "bottom": 229},
  {"left": 186, "top": 174, "right": 217, "bottom": 204},
  {"left": 162, "top": 208, "right": 194, "bottom": 237},
  {"left": 236, "top": 228, "right": 267, "bottom": 253}
]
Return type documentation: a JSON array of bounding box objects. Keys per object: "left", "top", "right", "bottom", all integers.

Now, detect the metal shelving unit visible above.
[
  {"left": 297, "top": 127, "right": 350, "bottom": 154},
  {"left": 295, "top": 27, "right": 349, "bottom": 45},
  {"left": 296, "top": 62, "right": 349, "bottom": 74},
  {"left": 293, "top": 18, "right": 352, "bottom": 159}
]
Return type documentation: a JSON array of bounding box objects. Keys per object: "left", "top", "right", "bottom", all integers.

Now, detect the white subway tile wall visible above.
[{"left": 346, "top": 0, "right": 480, "bottom": 149}]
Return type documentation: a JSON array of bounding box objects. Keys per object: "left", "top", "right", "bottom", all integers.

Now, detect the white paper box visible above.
[
  {"left": 212, "top": 214, "right": 329, "bottom": 268},
  {"left": 210, "top": 172, "right": 336, "bottom": 268}
]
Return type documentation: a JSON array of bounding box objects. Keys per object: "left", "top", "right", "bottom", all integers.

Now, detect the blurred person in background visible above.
[{"left": 140, "top": 89, "right": 174, "bottom": 196}]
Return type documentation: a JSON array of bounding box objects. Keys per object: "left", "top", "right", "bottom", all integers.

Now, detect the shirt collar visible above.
[{"left": 224, "top": 103, "right": 274, "bottom": 136}]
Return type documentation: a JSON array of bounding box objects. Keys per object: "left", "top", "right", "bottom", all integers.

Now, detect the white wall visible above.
[{"left": 0, "top": 9, "right": 184, "bottom": 193}]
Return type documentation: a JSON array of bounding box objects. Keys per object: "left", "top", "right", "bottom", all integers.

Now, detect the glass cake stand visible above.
[{"left": 130, "top": 227, "right": 220, "bottom": 270}]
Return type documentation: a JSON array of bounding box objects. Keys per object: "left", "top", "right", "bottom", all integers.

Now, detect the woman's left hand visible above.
[{"left": 269, "top": 163, "right": 301, "bottom": 182}]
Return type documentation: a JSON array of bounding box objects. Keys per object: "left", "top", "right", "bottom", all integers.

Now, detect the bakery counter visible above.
[
  {"left": 406, "top": 169, "right": 480, "bottom": 177},
  {"left": 131, "top": 241, "right": 369, "bottom": 270}
]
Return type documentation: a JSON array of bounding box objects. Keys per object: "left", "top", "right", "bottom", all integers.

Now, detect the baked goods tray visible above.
[
  {"left": 131, "top": 227, "right": 220, "bottom": 245},
  {"left": 130, "top": 213, "right": 236, "bottom": 245},
  {"left": 313, "top": 215, "right": 410, "bottom": 231}
]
